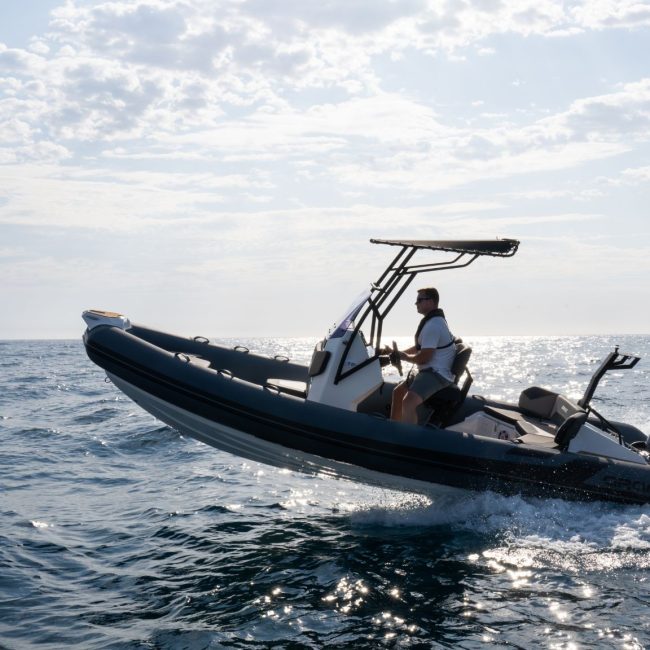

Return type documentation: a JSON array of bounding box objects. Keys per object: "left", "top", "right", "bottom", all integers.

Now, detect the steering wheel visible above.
[{"left": 391, "top": 340, "right": 403, "bottom": 377}]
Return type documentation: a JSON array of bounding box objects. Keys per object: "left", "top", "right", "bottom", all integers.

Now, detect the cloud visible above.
[
  {"left": 569, "top": 0, "right": 650, "bottom": 30},
  {"left": 0, "top": 254, "right": 109, "bottom": 287},
  {"left": 1, "top": 2, "right": 649, "bottom": 239},
  {"left": 514, "top": 237, "right": 650, "bottom": 281},
  {"left": 555, "top": 78, "right": 650, "bottom": 139},
  {"left": 0, "top": 152, "right": 596, "bottom": 239},
  {"left": 0, "top": 43, "right": 44, "bottom": 73},
  {"left": 315, "top": 134, "right": 628, "bottom": 194},
  {"left": 2, "top": 0, "right": 649, "bottom": 169},
  {"left": 0, "top": 164, "right": 220, "bottom": 231},
  {"left": 321, "top": 78, "right": 650, "bottom": 191},
  {"left": 620, "top": 165, "right": 650, "bottom": 183},
  {"left": 1, "top": 72, "right": 646, "bottom": 225}
]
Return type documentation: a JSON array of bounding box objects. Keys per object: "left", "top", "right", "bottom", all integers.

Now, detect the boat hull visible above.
[{"left": 108, "top": 373, "right": 468, "bottom": 498}]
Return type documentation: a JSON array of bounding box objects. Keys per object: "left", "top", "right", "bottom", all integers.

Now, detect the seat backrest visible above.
[
  {"left": 550, "top": 395, "right": 584, "bottom": 425},
  {"left": 519, "top": 386, "right": 558, "bottom": 418},
  {"left": 421, "top": 342, "right": 473, "bottom": 427},
  {"left": 554, "top": 411, "right": 588, "bottom": 449},
  {"left": 519, "top": 387, "right": 584, "bottom": 424},
  {"left": 450, "top": 342, "right": 472, "bottom": 384}
]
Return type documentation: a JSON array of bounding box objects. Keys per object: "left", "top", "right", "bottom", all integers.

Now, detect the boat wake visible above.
[{"left": 349, "top": 489, "right": 650, "bottom": 557}]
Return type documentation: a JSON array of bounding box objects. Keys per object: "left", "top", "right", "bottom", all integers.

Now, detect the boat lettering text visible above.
[{"left": 602, "top": 475, "right": 650, "bottom": 494}]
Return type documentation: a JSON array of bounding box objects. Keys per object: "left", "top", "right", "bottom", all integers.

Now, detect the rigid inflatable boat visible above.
[{"left": 82, "top": 239, "right": 650, "bottom": 504}]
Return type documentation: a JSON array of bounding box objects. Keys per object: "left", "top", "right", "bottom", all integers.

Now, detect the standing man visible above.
[{"left": 389, "top": 287, "right": 456, "bottom": 424}]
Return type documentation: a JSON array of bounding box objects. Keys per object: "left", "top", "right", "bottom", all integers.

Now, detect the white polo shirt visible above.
[{"left": 417, "top": 317, "right": 455, "bottom": 381}]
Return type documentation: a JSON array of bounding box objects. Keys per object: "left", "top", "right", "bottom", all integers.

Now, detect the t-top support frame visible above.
[{"left": 333, "top": 239, "right": 520, "bottom": 385}]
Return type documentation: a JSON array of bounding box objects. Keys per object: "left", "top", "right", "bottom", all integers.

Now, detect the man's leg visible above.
[
  {"left": 390, "top": 381, "right": 407, "bottom": 421},
  {"left": 399, "top": 371, "right": 451, "bottom": 424},
  {"left": 401, "top": 390, "right": 424, "bottom": 424}
]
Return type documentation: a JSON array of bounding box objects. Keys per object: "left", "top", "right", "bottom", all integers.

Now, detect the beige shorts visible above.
[{"left": 408, "top": 369, "right": 452, "bottom": 400}]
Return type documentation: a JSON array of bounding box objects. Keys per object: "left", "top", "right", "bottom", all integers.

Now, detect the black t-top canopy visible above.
[{"left": 370, "top": 238, "right": 519, "bottom": 257}]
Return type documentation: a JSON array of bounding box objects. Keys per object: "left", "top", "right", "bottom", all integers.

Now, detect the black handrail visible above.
[{"left": 578, "top": 346, "right": 640, "bottom": 409}]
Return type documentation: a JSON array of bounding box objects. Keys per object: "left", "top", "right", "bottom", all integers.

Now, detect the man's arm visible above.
[
  {"left": 399, "top": 347, "right": 433, "bottom": 366},
  {"left": 380, "top": 343, "right": 418, "bottom": 355}
]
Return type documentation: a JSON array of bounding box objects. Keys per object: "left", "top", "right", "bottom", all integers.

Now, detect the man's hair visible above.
[{"left": 418, "top": 287, "right": 439, "bottom": 304}]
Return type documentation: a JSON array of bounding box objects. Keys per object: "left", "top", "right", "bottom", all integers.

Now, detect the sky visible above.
[{"left": 1, "top": 0, "right": 649, "bottom": 340}]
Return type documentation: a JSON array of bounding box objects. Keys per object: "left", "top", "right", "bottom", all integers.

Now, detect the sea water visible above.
[{"left": 1, "top": 336, "right": 650, "bottom": 649}]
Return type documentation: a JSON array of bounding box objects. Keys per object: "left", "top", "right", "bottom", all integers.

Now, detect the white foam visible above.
[
  {"left": 30, "top": 520, "right": 50, "bottom": 529},
  {"left": 349, "top": 490, "right": 650, "bottom": 553}
]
